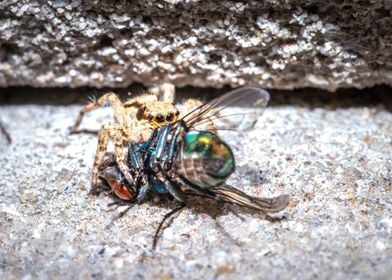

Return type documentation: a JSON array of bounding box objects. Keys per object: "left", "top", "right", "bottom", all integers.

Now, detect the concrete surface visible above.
[
  {"left": 1, "top": 1, "right": 392, "bottom": 90},
  {"left": 0, "top": 86, "right": 391, "bottom": 279}
]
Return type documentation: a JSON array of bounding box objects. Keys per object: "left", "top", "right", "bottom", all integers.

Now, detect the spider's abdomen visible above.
[{"left": 175, "top": 131, "right": 235, "bottom": 189}]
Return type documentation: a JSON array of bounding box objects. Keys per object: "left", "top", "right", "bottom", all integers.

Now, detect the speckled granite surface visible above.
[
  {"left": 1, "top": 1, "right": 392, "bottom": 90},
  {"left": 0, "top": 87, "right": 391, "bottom": 279}
]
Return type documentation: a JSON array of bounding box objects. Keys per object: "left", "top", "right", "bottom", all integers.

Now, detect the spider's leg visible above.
[
  {"left": 149, "top": 82, "right": 175, "bottom": 103},
  {"left": 123, "top": 93, "right": 157, "bottom": 108},
  {"left": 98, "top": 153, "right": 116, "bottom": 171},
  {"left": 152, "top": 202, "right": 186, "bottom": 250},
  {"left": 71, "top": 92, "right": 130, "bottom": 134},
  {"left": 111, "top": 127, "right": 135, "bottom": 192},
  {"left": 91, "top": 125, "right": 111, "bottom": 191}
]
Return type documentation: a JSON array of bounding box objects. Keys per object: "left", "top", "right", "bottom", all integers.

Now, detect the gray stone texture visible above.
[
  {"left": 1, "top": 0, "right": 392, "bottom": 90},
  {"left": 0, "top": 86, "right": 391, "bottom": 279}
]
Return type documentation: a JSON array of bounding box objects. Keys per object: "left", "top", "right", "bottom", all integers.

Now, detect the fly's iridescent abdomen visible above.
[{"left": 175, "top": 131, "right": 235, "bottom": 189}]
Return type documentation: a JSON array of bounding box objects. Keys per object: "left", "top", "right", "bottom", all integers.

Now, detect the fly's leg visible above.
[
  {"left": 155, "top": 125, "right": 171, "bottom": 160},
  {"left": 152, "top": 202, "right": 186, "bottom": 250},
  {"left": 71, "top": 92, "right": 130, "bottom": 134},
  {"left": 128, "top": 142, "right": 146, "bottom": 176},
  {"left": 147, "top": 125, "right": 186, "bottom": 202},
  {"left": 164, "top": 181, "right": 186, "bottom": 202},
  {"left": 136, "top": 180, "right": 151, "bottom": 202},
  {"left": 105, "top": 204, "right": 134, "bottom": 229},
  {"left": 127, "top": 142, "right": 152, "bottom": 202},
  {"left": 165, "top": 121, "right": 183, "bottom": 169},
  {"left": 146, "top": 125, "right": 170, "bottom": 172}
]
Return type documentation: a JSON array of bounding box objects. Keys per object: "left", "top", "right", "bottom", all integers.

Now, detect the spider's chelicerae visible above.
[{"left": 71, "top": 83, "right": 203, "bottom": 193}]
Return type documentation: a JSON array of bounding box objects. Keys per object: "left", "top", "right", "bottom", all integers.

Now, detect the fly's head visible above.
[{"left": 99, "top": 165, "right": 136, "bottom": 201}]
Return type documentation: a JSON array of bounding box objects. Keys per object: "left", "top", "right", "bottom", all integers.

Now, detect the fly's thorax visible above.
[{"left": 174, "top": 131, "right": 235, "bottom": 189}]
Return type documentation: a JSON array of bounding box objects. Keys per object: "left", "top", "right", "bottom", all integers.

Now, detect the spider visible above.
[
  {"left": 70, "top": 83, "right": 203, "bottom": 193},
  {"left": 95, "top": 87, "right": 289, "bottom": 249}
]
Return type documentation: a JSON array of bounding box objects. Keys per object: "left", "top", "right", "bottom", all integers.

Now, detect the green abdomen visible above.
[{"left": 175, "top": 131, "right": 235, "bottom": 189}]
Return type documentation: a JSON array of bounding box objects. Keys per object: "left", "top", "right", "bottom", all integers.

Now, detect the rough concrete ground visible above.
[{"left": 0, "top": 86, "right": 391, "bottom": 279}]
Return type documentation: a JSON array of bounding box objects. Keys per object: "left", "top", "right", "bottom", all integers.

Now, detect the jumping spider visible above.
[{"left": 71, "top": 83, "right": 203, "bottom": 193}]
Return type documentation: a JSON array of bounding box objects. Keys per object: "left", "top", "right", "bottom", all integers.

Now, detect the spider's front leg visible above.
[
  {"left": 91, "top": 124, "right": 135, "bottom": 193},
  {"left": 71, "top": 92, "right": 130, "bottom": 135}
]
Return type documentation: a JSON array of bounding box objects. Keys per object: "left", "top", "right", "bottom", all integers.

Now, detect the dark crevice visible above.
[
  {"left": 0, "top": 85, "right": 390, "bottom": 112},
  {"left": 99, "top": 35, "right": 115, "bottom": 48}
]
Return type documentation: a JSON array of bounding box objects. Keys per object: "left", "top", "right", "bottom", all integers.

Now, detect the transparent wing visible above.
[
  {"left": 182, "top": 183, "right": 289, "bottom": 213},
  {"left": 210, "top": 184, "right": 289, "bottom": 213},
  {"left": 180, "top": 87, "right": 270, "bottom": 133}
]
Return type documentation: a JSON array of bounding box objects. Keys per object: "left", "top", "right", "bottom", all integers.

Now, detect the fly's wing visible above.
[
  {"left": 180, "top": 87, "right": 270, "bottom": 133},
  {"left": 205, "top": 184, "right": 289, "bottom": 213}
]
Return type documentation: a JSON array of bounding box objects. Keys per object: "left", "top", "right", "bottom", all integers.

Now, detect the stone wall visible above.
[{"left": 1, "top": 0, "right": 391, "bottom": 90}]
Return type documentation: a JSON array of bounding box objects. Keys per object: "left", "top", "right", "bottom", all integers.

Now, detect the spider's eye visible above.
[
  {"left": 166, "top": 113, "right": 174, "bottom": 122},
  {"left": 142, "top": 105, "right": 147, "bottom": 111},
  {"left": 155, "top": 114, "right": 164, "bottom": 123},
  {"left": 148, "top": 115, "right": 154, "bottom": 121},
  {"left": 175, "top": 110, "right": 180, "bottom": 116}
]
